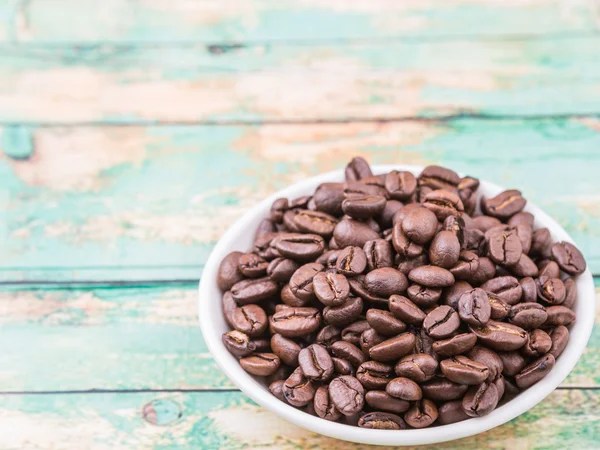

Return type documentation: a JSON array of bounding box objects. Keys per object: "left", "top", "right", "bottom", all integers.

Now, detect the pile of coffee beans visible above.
[{"left": 217, "top": 157, "right": 585, "bottom": 429}]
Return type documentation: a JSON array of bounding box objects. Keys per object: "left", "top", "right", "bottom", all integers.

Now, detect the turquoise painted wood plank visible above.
[
  {"left": 1, "top": 119, "right": 600, "bottom": 282},
  {"left": 0, "top": 283, "right": 597, "bottom": 391},
  {"left": 0, "top": 390, "right": 597, "bottom": 449},
  {"left": 1, "top": 38, "right": 599, "bottom": 123}
]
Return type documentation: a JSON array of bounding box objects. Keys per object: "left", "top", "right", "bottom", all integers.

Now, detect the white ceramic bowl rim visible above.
[{"left": 199, "top": 164, "right": 595, "bottom": 446}]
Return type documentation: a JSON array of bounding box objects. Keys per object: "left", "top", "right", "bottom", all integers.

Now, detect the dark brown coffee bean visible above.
[
  {"left": 467, "top": 346, "right": 504, "bottom": 381},
  {"left": 562, "top": 278, "right": 577, "bottom": 310},
  {"left": 293, "top": 210, "right": 338, "bottom": 237},
  {"left": 459, "top": 177, "right": 480, "bottom": 216},
  {"left": 290, "top": 195, "right": 312, "bottom": 210},
  {"left": 423, "top": 189, "right": 465, "bottom": 220},
  {"left": 270, "top": 198, "right": 289, "bottom": 224},
  {"left": 313, "top": 271, "right": 350, "bottom": 307},
  {"left": 510, "top": 253, "right": 539, "bottom": 278},
  {"left": 537, "top": 277, "right": 566, "bottom": 305},
  {"left": 217, "top": 251, "right": 245, "bottom": 291},
  {"left": 404, "top": 399, "right": 438, "bottom": 428},
  {"left": 356, "top": 361, "right": 394, "bottom": 390},
  {"left": 313, "top": 325, "right": 340, "bottom": 349},
  {"left": 298, "top": 344, "right": 334, "bottom": 381},
  {"left": 314, "top": 385, "right": 342, "bottom": 421},
  {"left": 269, "top": 380, "right": 286, "bottom": 402},
  {"left": 378, "top": 200, "right": 404, "bottom": 230},
  {"left": 389, "top": 295, "right": 426, "bottom": 325},
  {"left": 519, "top": 277, "right": 537, "bottom": 303},
  {"left": 443, "top": 281, "right": 473, "bottom": 310},
  {"left": 289, "top": 262, "right": 324, "bottom": 301},
  {"left": 348, "top": 277, "right": 388, "bottom": 305},
  {"left": 341, "top": 320, "right": 370, "bottom": 346},
  {"left": 549, "top": 325, "right": 569, "bottom": 359},
  {"left": 222, "top": 291, "right": 237, "bottom": 328},
  {"left": 487, "top": 228, "right": 523, "bottom": 266},
  {"left": 364, "top": 239, "right": 394, "bottom": 270},
  {"left": 359, "top": 412, "right": 407, "bottom": 430},
  {"left": 551, "top": 241, "right": 586, "bottom": 275},
  {"left": 472, "top": 216, "right": 503, "bottom": 234},
  {"left": 365, "top": 391, "right": 410, "bottom": 414},
  {"left": 508, "top": 303, "right": 548, "bottom": 329},
  {"left": 488, "top": 293, "right": 511, "bottom": 320},
  {"left": 432, "top": 333, "right": 477, "bottom": 357},
  {"left": 498, "top": 351, "right": 527, "bottom": 377},
  {"left": 458, "top": 288, "right": 491, "bottom": 327},
  {"left": 283, "top": 366, "right": 317, "bottom": 407},
  {"left": 471, "top": 256, "right": 496, "bottom": 285},
  {"left": 231, "top": 304, "right": 268, "bottom": 337},
  {"left": 385, "top": 170, "right": 417, "bottom": 200},
  {"left": 345, "top": 157, "right": 373, "bottom": 181},
  {"left": 252, "top": 337, "right": 271, "bottom": 353},
  {"left": 240, "top": 353, "right": 281, "bottom": 376},
  {"left": 342, "top": 193, "right": 386, "bottom": 219},
  {"left": 270, "top": 307, "right": 321, "bottom": 338},
  {"left": 515, "top": 354, "right": 555, "bottom": 389},
  {"left": 267, "top": 257, "right": 299, "bottom": 283},
  {"left": 332, "top": 357, "right": 355, "bottom": 376},
  {"left": 334, "top": 219, "right": 381, "bottom": 248},
  {"left": 422, "top": 378, "right": 469, "bottom": 401},
  {"left": 366, "top": 309, "right": 407, "bottom": 336},
  {"left": 539, "top": 260, "right": 561, "bottom": 279},
  {"left": 329, "top": 375, "right": 365, "bottom": 416},
  {"left": 462, "top": 381, "right": 499, "bottom": 417},
  {"left": 270, "top": 333, "right": 302, "bottom": 366},
  {"left": 282, "top": 210, "right": 302, "bottom": 233},
  {"left": 423, "top": 305, "right": 460, "bottom": 339},
  {"left": 394, "top": 354, "right": 438, "bottom": 383},
  {"left": 450, "top": 250, "right": 480, "bottom": 280},
  {"left": 443, "top": 215, "right": 467, "bottom": 249},
  {"left": 392, "top": 223, "right": 424, "bottom": 258},
  {"left": 508, "top": 211, "right": 534, "bottom": 227},
  {"left": 440, "top": 356, "right": 489, "bottom": 385},
  {"left": 429, "top": 230, "right": 461, "bottom": 269},
  {"left": 522, "top": 329, "right": 552, "bottom": 358},
  {"left": 401, "top": 207, "right": 439, "bottom": 245},
  {"left": 253, "top": 232, "right": 284, "bottom": 260},
  {"left": 481, "top": 276, "right": 522, "bottom": 305},
  {"left": 336, "top": 246, "right": 367, "bottom": 276},
  {"left": 481, "top": 189, "right": 526, "bottom": 220},
  {"left": 418, "top": 165, "right": 460, "bottom": 192},
  {"left": 255, "top": 218, "right": 278, "bottom": 242},
  {"left": 407, "top": 284, "right": 442, "bottom": 308},
  {"left": 281, "top": 283, "right": 311, "bottom": 307},
  {"left": 397, "top": 253, "right": 430, "bottom": 275},
  {"left": 386, "top": 377, "right": 422, "bottom": 401},
  {"left": 544, "top": 305, "right": 576, "bottom": 326},
  {"left": 364, "top": 267, "right": 408, "bottom": 297},
  {"left": 470, "top": 320, "right": 528, "bottom": 351},
  {"left": 238, "top": 253, "right": 269, "bottom": 278},
  {"left": 438, "top": 400, "right": 470, "bottom": 425},
  {"left": 409, "top": 265, "right": 455, "bottom": 288},
  {"left": 330, "top": 340, "right": 367, "bottom": 368},
  {"left": 514, "top": 223, "right": 533, "bottom": 254},
  {"left": 222, "top": 330, "right": 256, "bottom": 357},
  {"left": 323, "top": 296, "right": 363, "bottom": 327},
  {"left": 275, "top": 233, "right": 325, "bottom": 262},
  {"left": 530, "top": 227, "right": 553, "bottom": 258},
  {"left": 313, "top": 182, "right": 345, "bottom": 216},
  {"left": 369, "top": 333, "right": 416, "bottom": 362}
]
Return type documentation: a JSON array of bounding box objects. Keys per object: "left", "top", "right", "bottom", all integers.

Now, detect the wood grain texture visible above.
[
  {"left": 0, "top": 389, "right": 597, "bottom": 449},
  {"left": 1, "top": 37, "right": 600, "bottom": 123},
  {"left": 2, "top": 119, "right": 600, "bottom": 282},
  {"left": 0, "top": 282, "right": 597, "bottom": 391}
]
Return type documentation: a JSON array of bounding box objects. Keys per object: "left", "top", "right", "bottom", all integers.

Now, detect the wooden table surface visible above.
[{"left": 0, "top": 1, "right": 599, "bottom": 448}]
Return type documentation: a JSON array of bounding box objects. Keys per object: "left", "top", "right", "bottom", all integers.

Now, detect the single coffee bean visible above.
[
  {"left": 384, "top": 170, "right": 417, "bottom": 200},
  {"left": 443, "top": 281, "right": 473, "bottom": 310},
  {"left": 397, "top": 253, "right": 430, "bottom": 275},
  {"left": 488, "top": 293, "right": 511, "bottom": 320},
  {"left": 389, "top": 295, "right": 426, "bottom": 325},
  {"left": 472, "top": 215, "right": 502, "bottom": 233},
  {"left": 508, "top": 303, "right": 548, "bottom": 329},
  {"left": 429, "top": 230, "right": 461, "bottom": 269},
  {"left": 365, "top": 391, "right": 410, "bottom": 414},
  {"left": 421, "top": 378, "right": 469, "bottom": 401},
  {"left": 418, "top": 165, "right": 460, "bottom": 192},
  {"left": 267, "top": 257, "right": 299, "bottom": 283},
  {"left": 519, "top": 277, "right": 537, "bottom": 303},
  {"left": 544, "top": 306, "right": 576, "bottom": 326},
  {"left": 508, "top": 211, "right": 534, "bottom": 227},
  {"left": 341, "top": 320, "right": 370, "bottom": 346},
  {"left": 562, "top": 277, "right": 577, "bottom": 309},
  {"left": 345, "top": 156, "right": 373, "bottom": 181},
  {"left": 270, "top": 333, "right": 302, "bottom": 366},
  {"left": 269, "top": 380, "right": 286, "bottom": 402},
  {"left": 440, "top": 356, "right": 489, "bottom": 385},
  {"left": 467, "top": 345, "right": 504, "bottom": 381},
  {"left": 443, "top": 215, "right": 467, "bottom": 249},
  {"left": 364, "top": 267, "right": 408, "bottom": 298},
  {"left": 530, "top": 227, "right": 553, "bottom": 258},
  {"left": 409, "top": 265, "right": 455, "bottom": 288},
  {"left": 510, "top": 253, "right": 539, "bottom": 278},
  {"left": 281, "top": 283, "right": 311, "bottom": 307},
  {"left": 329, "top": 375, "right": 365, "bottom": 416},
  {"left": 316, "top": 249, "right": 341, "bottom": 268},
  {"left": 470, "top": 320, "right": 528, "bottom": 351},
  {"left": 283, "top": 367, "right": 317, "bottom": 407},
  {"left": 313, "top": 271, "right": 350, "bottom": 307},
  {"left": 450, "top": 250, "right": 480, "bottom": 280},
  {"left": 366, "top": 309, "right": 407, "bottom": 336},
  {"left": 230, "top": 277, "right": 279, "bottom": 305},
  {"left": 330, "top": 340, "right": 367, "bottom": 368},
  {"left": 521, "top": 329, "right": 552, "bottom": 358},
  {"left": 217, "top": 251, "right": 245, "bottom": 291},
  {"left": 551, "top": 241, "right": 586, "bottom": 275},
  {"left": 487, "top": 228, "right": 522, "bottom": 266},
  {"left": 359, "top": 412, "right": 408, "bottom": 430},
  {"left": 539, "top": 260, "right": 561, "bottom": 279},
  {"left": 364, "top": 239, "right": 394, "bottom": 270},
  {"left": 336, "top": 246, "right": 367, "bottom": 276},
  {"left": 240, "top": 353, "right": 281, "bottom": 377},
  {"left": 290, "top": 195, "right": 312, "bottom": 209},
  {"left": 386, "top": 377, "right": 422, "bottom": 401},
  {"left": 270, "top": 307, "right": 321, "bottom": 338},
  {"left": 438, "top": 400, "right": 470, "bottom": 425},
  {"left": 334, "top": 219, "right": 381, "bottom": 248},
  {"left": 513, "top": 223, "right": 533, "bottom": 254},
  {"left": 323, "top": 296, "right": 364, "bottom": 327},
  {"left": 298, "top": 344, "right": 334, "bottom": 381},
  {"left": 537, "top": 277, "right": 566, "bottom": 305},
  {"left": 394, "top": 354, "right": 438, "bottom": 383},
  {"left": 459, "top": 178, "right": 479, "bottom": 215},
  {"left": 222, "top": 330, "right": 256, "bottom": 357},
  {"left": 253, "top": 232, "right": 284, "bottom": 260},
  {"left": 314, "top": 385, "right": 342, "bottom": 421},
  {"left": 369, "top": 333, "right": 416, "bottom": 362},
  {"left": 238, "top": 253, "right": 269, "bottom": 278},
  {"left": 348, "top": 277, "right": 388, "bottom": 305},
  {"left": 291, "top": 209, "right": 338, "bottom": 238},
  {"left": 462, "top": 381, "right": 499, "bottom": 417},
  {"left": 498, "top": 351, "right": 527, "bottom": 377},
  {"left": 481, "top": 276, "right": 522, "bottom": 305},
  {"left": 275, "top": 233, "right": 325, "bottom": 262},
  {"left": 423, "top": 189, "right": 465, "bottom": 220},
  {"left": 270, "top": 198, "right": 289, "bottom": 224},
  {"left": 402, "top": 207, "right": 439, "bottom": 245},
  {"left": 231, "top": 304, "right": 268, "bottom": 337},
  {"left": 413, "top": 328, "right": 437, "bottom": 359},
  {"left": 423, "top": 305, "right": 460, "bottom": 339},
  {"left": 432, "top": 333, "right": 477, "bottom": 357},
  {"left": 316, "top": 325, "right": 341, "bottom": 348},
  {"left": 392, "top": 223, "right": 424, "bottom": 258},
  {"left": 356, "top": 361, "right": 394, "bottom": 390},
  {"left": 378, "top": 200, "right": 404, "bottom": 229},
  {"left": 481, "top": 189, "right": 526, "bottom": 220},
  {"left": 289, "top": 262, "right": 324, "bottom": 301},
  {"left": 404, "top": 399, "right": 438, "bottom": 428},
  {"left": 313, "top": 182, "right": 345, "bottom": 216},
  {"left": 222, "top": 291, "right": 237, "bottom": 328},
  {"left": 342, "top": 193, "right": 386, "bottom": 219},
  {"left": 471, "top": 256, "right": 496, "bottom": 285},
  {"left": 515, "top": 354, "right": 556, "bottom": 389},
  {"left": 344, "top": 181, "right": 388, "bottom": 203},
  {"left": 252, "top": 337, "right": 271, "bottom": 353},
  {"left": 407, "top": 284, "right": 442, "bottom": 308},
  {"left": 549, "top": 326, "right": 569, "bottom": 359},
  {"left": 458, "top": 288, "right": 491, "bottom": 327}
]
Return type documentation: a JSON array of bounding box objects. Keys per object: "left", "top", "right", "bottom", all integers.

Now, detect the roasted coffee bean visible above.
[
  {"left": 423, "top": 189, "right": 464, "bottom": 220},
  {"left": 440, "top": 356, "right": 489, "bottom": 385},
  {"left": 397, "top": 253, "right": 430, "bottom": 275},
  {"left": 537, "top": 277, "right": 566, "bottom": 305},
  {"left": 544, "top": 306, "right": 576, "bottom": 326},
  {"left": 386, "top": 377, "right": 422, "bottom": 401},
  {"left": 519, "top": 277, "right": 537, "bottom": 303},
  {"left": 378, "top": 200, "right": 404, "bottom": 229},
  {"left": 530, "top": 227, "right": 553, "bottom": 258},
  {"left": 313, "top": 271, "right": 350, "bottom": 307},
  {"left": 470, "top": 320, "right": 528, "bottom": 351},
  {"left": 471, "top": 256, "right": 496, "bottom": 285},
  {"left": 462, "top": 381, "right": 499, "bottom": 417},
  {"left": 459, "top": 187, "right": 477, "bottom": 216},
  {"left": 334, "top": 219, "right": 381, "bottom": 248},
  {"left": 283, "top": 367, "right": 317, "bottom": 407},
  {"left": 450, "top": 250, "right": 480, "bottom": 280},
  {"left": 481, "top": 276, "right": 522, "bottom": 305},
  {"left": 539, "top": 260, "right": 561, "bottom": 279},
  {"left": 359, "top": 412, "right": 407, "bottom": 430},
  {"left": 392, "top": 223, "right": 424, "bottom": 258},
  {"left": 488, "top": 293, "right": 511, "bottom": 320},
  {"left": 314, "top": 385, "right": 342, "bottom": 421},
  {"left": 255, "top": 218, "right": 278, "bottom": 242},
  {"left": 281, "top": 283, "right": 311, "bottom": 307},
  {"left": 422, "top": 378, "right": 469, "bottom": 401},
  {"left": 394, "top": 354, "right": 438, "bottom": 383},
  {"left": 222, "top": 330, "right": 256, "bottom": 357},
  {"left": 369, "top": 333, "right": 416, "bottom": 362},
  {"left": 316, "top": 249, "right": 341, "bottom": 268},
  {"left": 481, "top": 190, "right": 526, "bottom": 220},
  {"left": 508, "top": 303, "right": 548, "bottom": 329},
  {"left": 562, "top": 278, "right": 577, "bottom": 309},
  {"left": 418, "top": 165, "right": 460, "bottom": 192},
  {"left": 487, "top": 228, "right": 522, "bottom": 266},
  {"left": 336, "top": 246, "right": 367, "bottom": 276},
  {"left": 329, "top": 375, "right": 365, "bottom": 415},
  {"left": 407, "top": 284, "right": 442, "bottom": 308},
  {"left": 289, "top": 263, "right": 324, "bottom": 301},
  {"left": 345, "top": 157, "right": 373, "bottom": 181},
  {"left": 271, "top": 307, "right": 321, "bottom": 338},
  {"left": 510, "top": 253, "right": 539, "bottom": 278},
  {"left": 551, "top": 241, "right": 586, "bottom": 275},
  {"left": 290, "top": 195, "right": 312, "bottom": 209},
  {"left": 549, "top": 326, "right": 569, "bottom": 359},
  {"left": 521, "top": 329, "right": 552, "bottom": 358},
  {"left": 222, "top": 291, "right": 237, "bottom": 328},
  {"left": 316, "top": 325, "right": 341, "bottom": 348},
  {"left": 364, "top": 239, "right": 394, "bottom": 271},
  {"left": 389, "top": 295, "right": 426, "bottom": 325},
  {"left": 341, "top": 320, "right": 370, "bottom": 346},
  {"left": 443, "top": 281, "right": 474, "bottom": 310},
  {"left": 348, "top": 277, "right": 388, "bottom": 305},
  {"left": 473, "top": 216, "right": 502, "bottom": 232},
  {"left": 342, "top": 193, "right": 386, "bottom": 219},
  {"left": 270, "top": 198, "right": 289, "bottom": 224},
  {"left": 514, "top": 223, "right": 533, "bottom": 254},
  {"left": 313, "top": 182, "right": 345, "bottom": 216},
  {"left": 515, "top": 354, "right": 555, "bottom": 389},
  {"left": 253, "top": 232, "right": 283, "bottom": 260},
  {"left": 392, "top": 203, "right": 423, "bottom": 225},
  {"left": 385, "top": 170, "right": 417, "bottom": 200},
  {"left": 267, "top": 257, "right": 299, "bottom": 283},
  {"left": 356, "top": 361, "right": 394, "bottom": 390},
  {"left": 231, "top": 304, "right": 268, "bottom": 337},
  {"left": 413, "top": 328, "right": 437, "bottom": 359},
  {"left": 442, "top": 215, "right": 467, "bottom": 249},
  {"left": 423, "top": 305, "right": 460, "bottom": 339},
  {"left": 366, "top": 309, "right": 407, "bottom": 336},
  {"left": 330, "top": 340, "right": 367, "bottom": 368},
  {"left": 508, "top": 211, "right": 534, "bottom": 227},
  {"left": 467, "top": 346, "right": 504, "bottom": 381},
  {"left": 238, "top": 253, "right": 269, "bottom": 278},
  {"left": 458, "top": 288, "right": 491, "bottom": 327},
  {"left": 251, "top": 337, "right": 271, "bottom": 353},
  {"left": 269, "top": 380, "right": 286, "bottom": 402},
  {"left": 409, "top": 265, "right": 455, "bottom": 288},
  {"left": 240, "top": 353, "right": 281, "bottom": 377},
  {"left": 364, "top": 267, "right": 408, "bottom": 298},
  {"left": 498, "top": 351, "right": 527, "bottom": 377},
  {"left": 404, "top": 399, "right": 438, "bottom": 428},
  {"left": 275, "top": 233, "right": 325, "bottom": 262},
  {"left": 217, "top": 251, "right": 245, "bottom": 291},
  {"left": 429, "top": 230, "right": 461, "bottom": 269},
  {"left": 432, "top": 333, "right": 477, "bottom": 357},
  {"left": 438, "top": 400, "right": 470, "bottom": 425},
  {"left": 298, "top": 344, "right": 334, "bottom": 381},
  {"left": 293, "top": 210, "right": 338, "bottom": 237},
  {"left": 402, "top": 207, "right": 439, "bottom": 245},
  {"left": 333, "top": 357, "right": 355, "bottom": 376},
  {"left": 271, "top": 333, "right": 302, "bottom": 366},
  {"left": 323, "top": 296, "right": 363, "bottom": 327},
  {"left": 365, "top": 391, "right": 410, "bottom": 414}
]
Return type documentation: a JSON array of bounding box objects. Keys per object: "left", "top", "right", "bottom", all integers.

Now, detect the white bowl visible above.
[{"left": 199, "top": 164, "right": 595, "bottom": 446}]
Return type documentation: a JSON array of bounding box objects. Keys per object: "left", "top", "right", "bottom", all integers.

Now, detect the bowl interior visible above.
[{"left": 199, "top": 164, "right": 595, "bottom": 446}]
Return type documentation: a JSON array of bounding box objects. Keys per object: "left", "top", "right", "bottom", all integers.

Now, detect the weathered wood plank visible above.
[
  {"left": 1, "top": 38, "right": 599, "bottom": 123},
  {"left": 1, "top": 0, "right": 598, "bottom": 44},
  {"left": 0, "top": 283, "right": 597, "bottom": 391},
  {"left": 0, "top": 389, "right": 596, "bottom": 449},
  {"left": 1, "top": 119, "right": 600, "bottom": 282}
]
